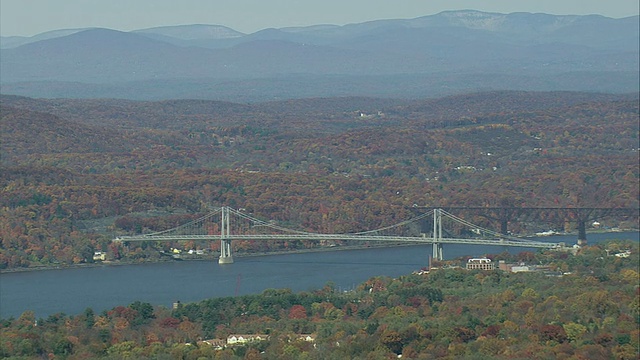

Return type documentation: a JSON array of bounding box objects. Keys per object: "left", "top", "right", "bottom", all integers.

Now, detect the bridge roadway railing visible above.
[{"left": 114, "top": 234, "right": 560, "bottom": 249}]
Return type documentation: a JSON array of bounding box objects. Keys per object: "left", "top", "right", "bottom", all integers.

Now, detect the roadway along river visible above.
[{"left": 0, "top": 232, "right": 637, "bottom": 319}]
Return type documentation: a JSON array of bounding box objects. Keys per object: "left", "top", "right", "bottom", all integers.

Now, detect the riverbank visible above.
[
  {"left": 0, "top": 242, "right": 417, "bottom": 274},
  {"left": 3, "top": 229, "right": 636, "bottom": 274}
]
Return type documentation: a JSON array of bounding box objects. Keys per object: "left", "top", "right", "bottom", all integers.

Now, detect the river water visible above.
[{"left": 1, "top": 232, "right": 637, "bottom": 319}]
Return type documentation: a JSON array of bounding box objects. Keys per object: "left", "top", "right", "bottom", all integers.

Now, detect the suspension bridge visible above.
[{"left": 113, "top": 207, "right": 566, "bottom": 264}]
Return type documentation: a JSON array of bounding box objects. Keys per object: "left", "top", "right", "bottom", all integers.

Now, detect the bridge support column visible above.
[
  {"left": 219, "top": 207, "right": 234, "bottom": 264},
  {"left": 432, "top": 243, "right": 443, "bottom": 262},
  {"left": 433, "top": 208, "right": 444, "bottom": 261},
  {"left": 577, "top": 220, "right": 587, "bottom": 246},
  {"left": 219, "top": 239, "right": 234, "bottom": 264},
  {"left": 500, "top": 217, "right": 509, "bottom": 236}
]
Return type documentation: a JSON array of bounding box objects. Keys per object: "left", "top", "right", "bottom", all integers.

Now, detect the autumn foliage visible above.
[
  {"left": 1, "top": 241, "right": 638, "bottom": 359},
  {"left": 0, "top": 91, "right": 638, "bottom": 270}
]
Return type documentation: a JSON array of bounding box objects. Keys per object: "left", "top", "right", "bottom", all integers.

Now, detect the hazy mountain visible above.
[
  {"left": 1, "top": 11, "right": 637, "bottom": 101},
  {"left": 0, "top": 28, "right": 236, "bottom": 82},
  {"left": 134, "top": 24, "right": 244, "bottom": 39},
  {"left": 131, "top": 24, "right": 245, "bottom": 48},
  {"left": 0, "top": 28, "right": 89, "bottom": 49}
]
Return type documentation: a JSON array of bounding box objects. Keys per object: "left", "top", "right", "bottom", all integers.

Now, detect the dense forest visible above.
[
  {"left": 0, "top": 91, "right": 638, "bottom": 269},
  {"left": 1, "top": 240, "right": 638, "bottom": 359}
]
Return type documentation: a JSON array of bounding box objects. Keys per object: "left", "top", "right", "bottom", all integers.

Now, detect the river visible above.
[{"left": 1, "top": 231, "right": 637, "bottom": 319}]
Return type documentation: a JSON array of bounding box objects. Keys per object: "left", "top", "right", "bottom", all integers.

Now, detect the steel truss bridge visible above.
[{"left": 113, "top": 207, "right": 566, "bottom": 264}]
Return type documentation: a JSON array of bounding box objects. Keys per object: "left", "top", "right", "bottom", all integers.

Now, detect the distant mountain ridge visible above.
[
  {"left": 133, "top": 24, "right": 245, "bottom": 40},
  {"left": 1, "top": 10, "right": 638, "bottom": 101},
  {"left": 4, "top": 10, "right": 635, "bottom": 49},
  {"left": 0, "top": 28, "right": 90, "bottom": 49}
]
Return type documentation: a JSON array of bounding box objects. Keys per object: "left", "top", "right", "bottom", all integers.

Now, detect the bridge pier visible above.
[
  {"left": 577, "top": 219, "right": 587, "bottom": 246},
  {"left": 433, "top": 208, "right": 444, "bottom": 261},
  {"left": 219, "top": 207, "right": 234, "bottom": 264},
  {"left": 432, "top": 243, "right": 443, "bottom": 262},
  {"left": 500, "top": 217, "right": 509, "bottom": 235},
  {"left": 571, "top": 209, "right": 593, "bottom": 246},
  {"left": 219, "top": 239, "right": 234, "bottom": 264}
]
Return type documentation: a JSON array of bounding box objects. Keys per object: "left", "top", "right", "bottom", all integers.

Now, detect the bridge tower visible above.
[
  {"left": 433, "top": 208, "right": 444, "bottom": 261},
  {"left": 219, "top": 207, "right": 234, "bottom": 264}
]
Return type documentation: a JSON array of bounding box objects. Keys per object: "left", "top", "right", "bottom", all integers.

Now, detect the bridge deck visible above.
[{"left": 114, "top": 234, "right": 559, "bottom": 248}]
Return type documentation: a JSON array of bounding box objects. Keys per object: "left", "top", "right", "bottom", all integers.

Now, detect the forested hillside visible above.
[{"left": 0, "top": 91, "right": 638, "bottom": 269}]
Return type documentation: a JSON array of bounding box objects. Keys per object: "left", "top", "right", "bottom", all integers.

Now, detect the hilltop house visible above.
[{"left": 227, "top": 334, "right": 269, "bottom": 345}]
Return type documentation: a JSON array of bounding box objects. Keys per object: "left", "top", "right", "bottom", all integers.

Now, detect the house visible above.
[
  {"left": 93, "top": 252, "right": 106, "bottom": 261},
  {"left": 227, "top": 334, "right": 269, "bottom": 345}
]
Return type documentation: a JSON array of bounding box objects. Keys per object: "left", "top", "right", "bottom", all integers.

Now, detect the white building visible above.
[
  {"left": 466, "top": 258, "right": 495, "bottom": 270},
  {"left": 227, "top": 334, "right": 269, "bottom": 345}
]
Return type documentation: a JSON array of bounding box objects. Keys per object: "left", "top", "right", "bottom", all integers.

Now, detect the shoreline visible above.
[
  {"left": 0, "top": 242, "right": 417, "bottom": 274},
  {"left": 2, "top": 229, "right": 637, "bottom": 274}
]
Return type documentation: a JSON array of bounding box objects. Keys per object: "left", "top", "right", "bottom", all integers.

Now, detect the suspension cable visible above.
[
  {"left": 439, "top": 209, "right": 542, "bottom": 243},
  {"left": 349, "top": 209, "right": 434, "bottom": 235},
  {"left": 147, "top": 207, "right": 223, "bottom": 236}
]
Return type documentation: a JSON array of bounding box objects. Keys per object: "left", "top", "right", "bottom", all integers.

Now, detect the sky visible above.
[{"left": 1, "top": 0, "right": 639, "bottom": 37}]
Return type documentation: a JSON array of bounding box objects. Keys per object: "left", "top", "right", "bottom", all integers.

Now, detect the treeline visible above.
[{"left": 1, "top": 241, "right": 638, "bottom": 359}]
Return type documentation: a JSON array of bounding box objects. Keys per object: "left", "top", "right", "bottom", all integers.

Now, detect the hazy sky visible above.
[{"left": 1, "top": 0, "right": 639, "bottom": 37}]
